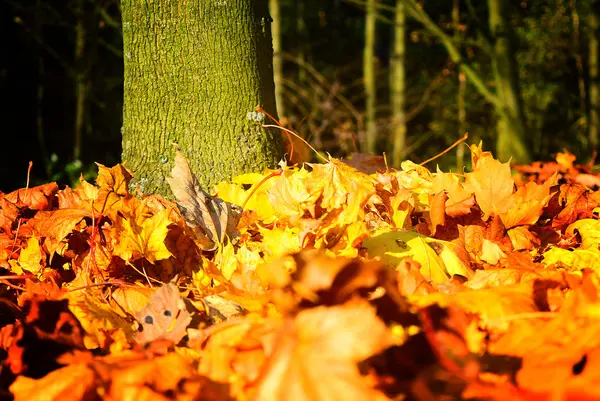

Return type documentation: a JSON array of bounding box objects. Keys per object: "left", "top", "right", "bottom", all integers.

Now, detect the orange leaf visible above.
[
  {"left": 464, "top": 155, "right": 514, "bottom": 219},
  {"left": 254, "top": 301, "right": 393, "bottom": 401}
]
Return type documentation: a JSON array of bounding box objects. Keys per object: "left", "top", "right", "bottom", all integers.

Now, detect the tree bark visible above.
[
  {"left": 391, "top": 0, "right": 406, "bottom": 166},
  {"left": 364, "top": 0, "right": 377, "bottom": 154},
  {"left": 488, "top": 0, "right": 530, "bottom": 163},
  {"left": 120, "top": 0, "right": 283, "bottom": 195}
]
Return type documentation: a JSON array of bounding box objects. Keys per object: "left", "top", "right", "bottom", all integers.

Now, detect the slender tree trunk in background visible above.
[
  {"left": 571, "top": 0, "right": 587, "bottom": 124},
  {"left": 35, "top": 0, "right": 49, "bottom": 178},
  {"left": 488, "top": 0, "right": 530, "bottom": 163},
  {"left": 270, "top": 0, "right": 285, "bottom": 119},
  {"left": 74, "top": 0, "right": 86, "bottom": 162},
  {"left": 589, "top": 2, "right": 600, "bottom": 154},
  {"left": 453, "top": 0, "right": 466, "bottom": 172},
  {"left": 364, "top": 0, "right": 377, "bottom": 154},
  {"left": 120, "top": 0, "right": 283, "bottom": 194},
  {"left": 391, "top": 0, "right": 406, "bottom": 166},
  {"left": 297, "top": 1, "right": 307, "bottom": 82}
]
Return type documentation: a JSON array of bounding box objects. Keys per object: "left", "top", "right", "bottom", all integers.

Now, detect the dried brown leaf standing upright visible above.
[
  {"left": 167, "top": 146, "right": 243, "bottom": 251},
  {"left": 134, "top": 281, "right": 192, "bottom": 345}
]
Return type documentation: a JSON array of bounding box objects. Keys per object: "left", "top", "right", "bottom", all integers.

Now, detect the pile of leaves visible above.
[{"left": 1, "top": 144, "right": 600, "bottom": 401}]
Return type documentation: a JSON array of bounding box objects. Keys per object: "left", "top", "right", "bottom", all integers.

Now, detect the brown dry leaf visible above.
[
  {"left": 167, "top": 147, "right": 242, "bottom": 251},
  {"left": 253, "top": 300, "right": 393, "bottom": 401},
  {"left": 552, "top": 184, "right": 600, "bottom": 230},
  {"left": 344, "top": 153, "right": 387, "bottom": 174}
]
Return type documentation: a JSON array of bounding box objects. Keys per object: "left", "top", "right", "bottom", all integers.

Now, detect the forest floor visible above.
[{"left": 1, "top": 143, "right": 600, "bottom": 401}]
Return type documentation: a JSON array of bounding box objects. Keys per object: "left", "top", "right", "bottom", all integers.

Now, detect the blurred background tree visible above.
[{"left": 1, "top": 0, "right": 598, "bottom": 192}]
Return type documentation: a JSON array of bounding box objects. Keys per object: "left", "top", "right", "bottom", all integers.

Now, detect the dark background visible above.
[{"left": 0, "top": 0, "right": 596, "bottom": 192}]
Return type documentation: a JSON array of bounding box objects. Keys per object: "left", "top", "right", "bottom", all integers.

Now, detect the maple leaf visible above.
[
  {"left": 469, "top": 141, "right": 493, "bottom": 169},
  {"left": 267, "top": 163, "right": 319, "bottom": 221},
  {"left": 28, "top": 209, "right": 91, "bottom": 256},
  {"left": 498, "top": 175, "right": 556, "bottom": 228},
  {"left": 432, "top": 169, "right": 471, "bottom": 203},
  {"left": 4, "top": 182, "right": 58, "bottom": 210},
  {"left": 463, "top": 155, "right": 514, "bottom": 218},
  {"left": 95, "top": 162, "right": 133, "bottom": 196},
  {"left": 307, "top": 159, "right": 377, "bottom": 225},
  {"left": 113, "top": 207, "right": 173, "bottom": 263},
  {"left": 253, "top": 301, "right": 393, "bottom": 401}
]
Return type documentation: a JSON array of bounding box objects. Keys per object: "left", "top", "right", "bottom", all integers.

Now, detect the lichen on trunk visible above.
[{"left": 120, "top": 0, "right": 283, "bottom": 195}]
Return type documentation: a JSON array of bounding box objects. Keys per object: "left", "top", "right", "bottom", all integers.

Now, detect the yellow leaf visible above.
[
  {"left": 390, "top": 189, "right": 415, "bottom": 230},
  {"left": 566, "top": 219, "right": 600, "bottom": 250},
  {"left": 259, "top": 225, "right": 301, "bottom": 260},
  {"left": 12, "top": 236, "right": 43, "bottom": 275},
  {"left": 214, "top": 172, "right": 277, "bottom": 223},
  {"left": 432, "top": 168, "right": 471, "bottom": 205},
  {"left": 363, "top": 230, "right": 449, "bottom": 283},
  {"left": 543, "top": 247, "right": 600, "bottom": 272},
  {"left": 307, "top": 159, "right": 376, "bottom": 225},
  {"left": 414, "top": 286, "right": 537, "bottom": 331},
  {"left": 267, "top": 165, "right": 318, "bottom": 221},
  {"left": 479, "top": 239, "right": 506, "bottom": 265},
  {"left": 67, "top": 288, "right": 136, "bottom": 350},
  {"left": 113, "top": 207, "right": 173, "bottom": 263}
]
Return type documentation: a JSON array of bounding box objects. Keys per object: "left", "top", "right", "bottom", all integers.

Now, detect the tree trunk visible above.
[
  {"left": 391, "top": 0, "right": 406, "bottom": 166},
  {"left": 270, "top": 0, "right": 285, "bottom": 119},
  {"left": 120, "top": 0, "right": 283, "bottom": 195},
  {"left": 571, "top": 0, "right": 587, "bottom": 124},
  {"left": 297, "top": 1, "right": 308, "bottom": 82},
  {"left": 589, "top": 1, "right": 600, "bottom": 154},
  {"left": 453, "top": 0, "right": 466, "bottom": 172},
  {"left": 74, "top": 0, "right": 86, "bottom": 162},
  {"left": 488, "top": 0, "right": 530, "bottom": 163},
  {"left": 364, "top": 0, "right": 377, "bottom": 154}
]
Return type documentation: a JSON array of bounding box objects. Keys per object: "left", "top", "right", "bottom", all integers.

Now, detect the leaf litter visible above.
[{"left": 0, "top": 144, "right": 600, "bottom": 400}]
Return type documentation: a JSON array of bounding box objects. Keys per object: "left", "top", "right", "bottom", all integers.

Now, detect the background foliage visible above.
[{"left": 0, "top": 0, "right": 598, "bottom": 191}]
